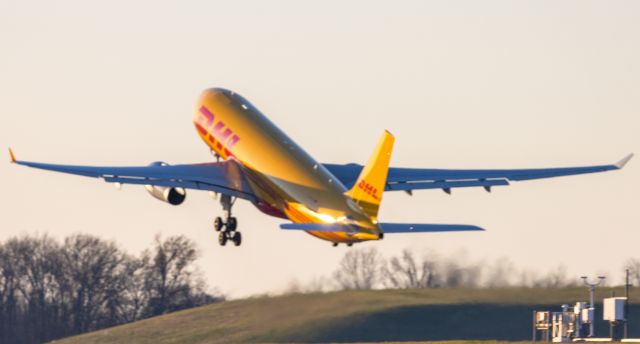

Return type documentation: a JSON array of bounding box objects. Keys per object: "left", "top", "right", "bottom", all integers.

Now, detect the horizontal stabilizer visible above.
[
  {"left": 379, "top": 223, "right": 484, "bottom": 233},
  {"left": 280, "top": 222, "right": 484, "bottom": 233}
]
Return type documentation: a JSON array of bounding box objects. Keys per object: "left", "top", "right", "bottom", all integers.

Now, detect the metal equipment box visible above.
[
  {"left": 603, "top": 297, "right": 627, "bottom": 321},
  {"left": 581, "top": 308, "right": 594, "bottom": 323}
]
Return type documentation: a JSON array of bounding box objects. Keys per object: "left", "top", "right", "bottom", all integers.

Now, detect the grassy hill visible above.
[{"left": 55, "top": 287, "right": 640, "bottom": 343}]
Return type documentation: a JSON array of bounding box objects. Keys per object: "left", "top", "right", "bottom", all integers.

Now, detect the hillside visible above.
[{"left": 56, "top": 287, "right": 640, "bottom": 343}]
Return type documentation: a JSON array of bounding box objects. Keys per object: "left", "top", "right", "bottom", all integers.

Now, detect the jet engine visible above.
[{"left": 145, "top": 162, "right": 186, "bottom": 205}]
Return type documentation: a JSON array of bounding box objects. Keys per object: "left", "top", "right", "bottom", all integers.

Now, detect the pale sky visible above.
[{"left": 1, "top": 0, "right": 639, "bottom": 298}]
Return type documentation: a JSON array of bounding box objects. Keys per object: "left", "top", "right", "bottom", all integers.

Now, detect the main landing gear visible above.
[
  {"left": 331, "top": 242, "right": 354, "bottom": 247},
  {"left": 214, "top": 194, "right": 242, "bottom": 247}
]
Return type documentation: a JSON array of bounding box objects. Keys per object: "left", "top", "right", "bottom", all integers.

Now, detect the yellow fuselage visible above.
[{"left": 193, "top": 88, "right": 379, "bottom": 243}]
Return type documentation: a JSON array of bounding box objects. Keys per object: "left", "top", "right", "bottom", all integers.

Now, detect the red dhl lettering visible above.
[
  {"left": 357, "top": 180, "right": 379, "bottom": 200},
  {"left": 196, "top": 106, "right": 240, "bottom": 157}
]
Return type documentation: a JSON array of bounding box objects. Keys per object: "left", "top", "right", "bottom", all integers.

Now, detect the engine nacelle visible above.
[
  {"left": 145, "top": 162, "right": 186, "bottom": 205},
  {"left": 145, "top": 185, "right": 186, "bottom": 205}
]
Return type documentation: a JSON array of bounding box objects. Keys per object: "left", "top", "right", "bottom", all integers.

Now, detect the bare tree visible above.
[
  {"left": 484, "top": 257, "right": 516, "bottom": 287},
  {"left": 0, "top": 233, "right": 221, "bottom": 344},
  {"left": 11, "top": 235, "right": 61, "bottom": 342},
  {"left": 58, "top": 234, "right": 128, "bottom": 333},
  {"left": 625, "top": 258, "right": 640, "bottom": 287},
  {"left": 333, "top": 247, "right": 383, "bottom": 290},
  {"left": 118, "top": 255, "right": 150, "bottom": 322},
  {"left": 440, "top": 259, "right": 482, "bottom": 288},
  {"left": 304, "top": 276, "right": 331, "bottom": 293},
  {"left": 382, "top": 249, "right": 440, "bottom": 289},
  {"left": 0, "top": 239, "right": 21, "bottom": 342},
  {"left": 527, "top": 265, "right": 577, "bottom": 288},
  {"left": 144, "top": 235, "right": 215, "bottom": 316}
]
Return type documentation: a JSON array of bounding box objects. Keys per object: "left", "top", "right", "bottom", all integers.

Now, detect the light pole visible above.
[{"left": 581, "top": 275, "right": 606, "bottom": 337}]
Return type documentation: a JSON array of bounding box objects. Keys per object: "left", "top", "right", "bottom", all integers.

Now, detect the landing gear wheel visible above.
[
  {"left": 214, "top": 217, "right": 224, "bottom": 231},
  {"left": 332, "top": 242, "right": 338, "bottom": 247},
  {"left": 232, "top": 231, "right": 242, "bottom": 246},
  {"left": 218, "top": 231, "right": 227, "bottom": 246},
  {"left": 215, "top": 195, "right": 241, "bottom": 247},
  {"left": 347, "top": 243, "right": 353, "bottom": 247},
  {"left": 227, "top": 217, "right": 238, "bottom": 231}
]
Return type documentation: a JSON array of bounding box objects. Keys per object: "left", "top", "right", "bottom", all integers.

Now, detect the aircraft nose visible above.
[
  {"left": 204, "top": 87, "right": 233, "bottom": 97},
  {"left": 198, "top": 88, "right": 232, "bottom": 107}
]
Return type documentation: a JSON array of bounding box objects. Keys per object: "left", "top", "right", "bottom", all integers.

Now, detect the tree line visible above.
[
  {"left": 329, "top": 248, "right": 640, "bottom": 292},
  {"left": 289, "top": 247, "right": 629, "bottom": 293},
  {"left": 0, "top": 234, "right": 221, "bottom": 344}
]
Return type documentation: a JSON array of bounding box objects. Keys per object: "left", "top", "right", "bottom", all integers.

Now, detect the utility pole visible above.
[
  {"left": 625, "top": 269, "right": 631, "bottom": 339},
  {"left": 582, "top": 275, "right": 606, "bottom": 337}
]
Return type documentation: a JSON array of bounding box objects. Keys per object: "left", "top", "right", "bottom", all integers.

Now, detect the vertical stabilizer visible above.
[{"left": 345, "top": 130, "right": 395, "bottom": 219}]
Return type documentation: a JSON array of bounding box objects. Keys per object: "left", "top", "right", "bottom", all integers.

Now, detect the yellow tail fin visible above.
[{"left": 345, "top": 130, "right": 395, "bottom": 219}]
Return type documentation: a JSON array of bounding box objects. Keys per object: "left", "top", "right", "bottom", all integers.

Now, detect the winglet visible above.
[
  {"left": 8, "top": 147, "right": 16, "bottom": 163},
  {"left": 615, "top": 153, "right": 634, "bottom": 169}
]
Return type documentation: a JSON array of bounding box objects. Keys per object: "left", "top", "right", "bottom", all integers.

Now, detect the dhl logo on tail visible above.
[{"left": 357, "top": 180, "right": 380, "bottom": 200}]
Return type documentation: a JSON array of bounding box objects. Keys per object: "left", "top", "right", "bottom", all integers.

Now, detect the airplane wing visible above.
[
  {"left": 324, "top": 153, "right": 633, "bottom": 194},
  {"left": 9, "top": 149, "right": 256, "bottom": 201}
]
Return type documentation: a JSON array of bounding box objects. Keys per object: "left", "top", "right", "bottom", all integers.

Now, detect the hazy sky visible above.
[{"left": 1, "top": 0, "right": 639, "bottom": 297}]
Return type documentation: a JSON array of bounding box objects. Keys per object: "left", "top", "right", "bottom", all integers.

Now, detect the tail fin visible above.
[{"left": 345, "top": 130, "right": 395, "bottom": 219}]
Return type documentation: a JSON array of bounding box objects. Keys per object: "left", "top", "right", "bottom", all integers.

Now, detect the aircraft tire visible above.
[
  {"left": 232, "top": 231, "right": 242, "bottom": 246},
  {"left": 218, "top": 231, "right": 227, "bottom": 246},
  {"left": 214, "top": 217, "right": 224, "bottom": 231}
]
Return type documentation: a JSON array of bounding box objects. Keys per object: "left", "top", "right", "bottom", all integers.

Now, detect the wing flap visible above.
[
  {"left": 386, "top": 179, "right": 509, "bottom": 191},
  {"left": 102, "top": 176, "right": 253, "bottom": 200}
]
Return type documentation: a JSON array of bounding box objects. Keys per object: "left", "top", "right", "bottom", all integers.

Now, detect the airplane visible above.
[{"left": 9, "top": 88, "right": 633, "bottom": 247}]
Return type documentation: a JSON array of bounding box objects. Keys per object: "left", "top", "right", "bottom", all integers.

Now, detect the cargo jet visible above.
[{"left": 10, "top": 88, "right": 633, "bottom": 247}]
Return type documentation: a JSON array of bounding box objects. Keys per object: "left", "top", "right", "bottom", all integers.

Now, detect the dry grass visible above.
[{"left": 53, "top": 287, "right": 639, "bottom": 344}]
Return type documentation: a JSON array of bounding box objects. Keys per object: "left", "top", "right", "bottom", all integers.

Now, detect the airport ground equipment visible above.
[
  {"left": 532, "top": 273, "right": 637, "bottom": 343},
  {"left": 552, "top": 304, "right": 577, "bottom": 342},
  {"left": 582, "top": 275, "right": 606, "bottom": 337},
  {"left": 533, "top": 311, "right": 551, "bottom": 342},
  {"left": 534, "top": 304, "right": 591, "bottom": 342},
  {"left": 574, "top": 302, "right": 592, "bottom": 338},
  {"left": 534, "top": 302, "right": 597, "bottom": 342},
  {"left": 604, "top": 297, "right": 627, "bottom": 340}
]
